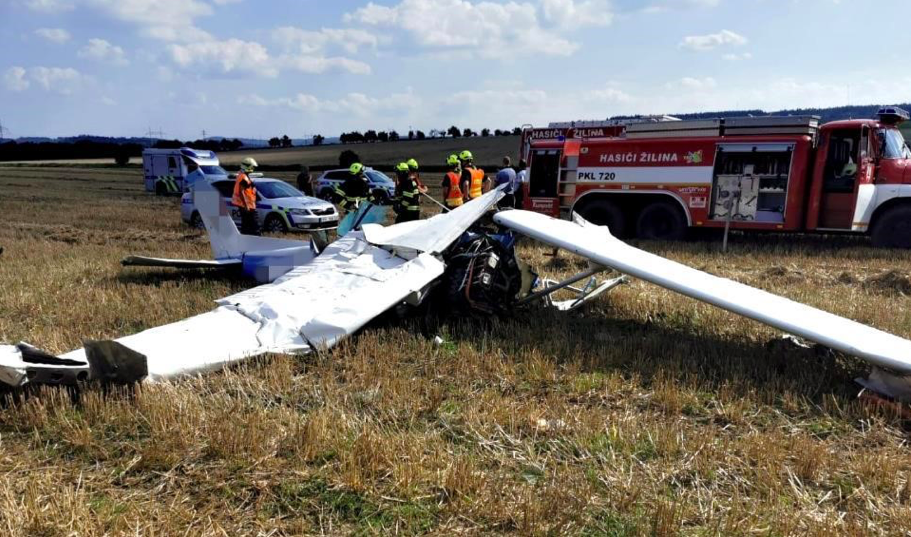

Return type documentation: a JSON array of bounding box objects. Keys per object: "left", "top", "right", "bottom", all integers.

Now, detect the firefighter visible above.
[
  {"left": 333, "top": 162, "right": 373, "bottom": 212},
  {"left": 232, "top": 157, "right": 260, "bottom": 235},
  {"left": 441, "top": 154, "right": 464, "bottom": 210},
  {"left": 393, "top": 162, "right": 421, "bottom": 223},
  {"left": 459, "top": 150, "right": 488, "bottom": 201},
  {"left": 406, "top": 158, "right": 428, "bottom": 194}
]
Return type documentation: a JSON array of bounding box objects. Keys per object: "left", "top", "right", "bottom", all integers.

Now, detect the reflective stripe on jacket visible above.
[
  {"left": 468, "top": 167, "right": 485, "bottom": 199},
  {"left": 232, "top": 172, "right": 256, "bottom": 210},
  {"left": 444, "top": 171, "right": 464, "bottom": 207}
]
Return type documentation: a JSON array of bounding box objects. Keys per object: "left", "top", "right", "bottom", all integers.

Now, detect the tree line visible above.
[{"left": 339, "top": 126, "right": 521, "bottom": 144}]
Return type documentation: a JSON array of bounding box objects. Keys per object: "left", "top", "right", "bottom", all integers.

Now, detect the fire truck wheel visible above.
[
  {"left": 636, "top": 201, "right": 687, "bottom": 241},
  {"left": 871, "top": 205, "right": 911, "bottom": 249},
  {"left": 577, "top": 199, "right": 627, "bottom": 237}
]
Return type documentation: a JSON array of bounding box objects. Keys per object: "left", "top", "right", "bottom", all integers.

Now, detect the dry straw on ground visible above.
[{"left": 2, "top": 165, "right": 911, "bottom": 535}]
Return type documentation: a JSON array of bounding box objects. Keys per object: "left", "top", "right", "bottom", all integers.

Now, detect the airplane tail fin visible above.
[
  {"left": 193, "top": 180, "right": 311, "bottom": 263},
  {"left": 194, "top": 180, "right": 244, "bottom": 259}
]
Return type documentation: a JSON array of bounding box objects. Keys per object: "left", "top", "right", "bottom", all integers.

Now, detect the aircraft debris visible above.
[{"left": 3, "top": 184, "right": 911, "bottom": 404}]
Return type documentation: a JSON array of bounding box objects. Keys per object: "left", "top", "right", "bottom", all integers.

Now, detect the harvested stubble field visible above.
[{"left": 3, "top": 165, "right": 911, "bottom": 536}]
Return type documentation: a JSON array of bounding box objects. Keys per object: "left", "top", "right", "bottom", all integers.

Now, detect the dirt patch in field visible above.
[
  {"left": 864, "top": 270, "right": 911, "bottom": 295},
  {"left": 762, "top": 264, "right": 806, "bottom": 284}
]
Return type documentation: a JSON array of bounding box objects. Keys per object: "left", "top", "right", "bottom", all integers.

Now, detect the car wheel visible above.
[
  {"left": 636, "top": 201, "right": 687, "bottom": 241},
  {"left": 263, "top": 214, "right": 288, "bottom": 234},
  {"left": 576, "top": 199, "right": 627, "bottom": 238},
  {"left": 189, "top": 211, "right": 205, "bottom": 229},
  {"left": 155, "top": 182, "right": 167, "bottom": 196},
  {"left": 871, "top": 205, "right": 911, "bottom": 248}
]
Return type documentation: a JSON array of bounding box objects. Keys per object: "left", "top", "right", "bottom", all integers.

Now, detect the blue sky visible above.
[{"left": 1, "top": 0, "right": 909, "bottom": 139}]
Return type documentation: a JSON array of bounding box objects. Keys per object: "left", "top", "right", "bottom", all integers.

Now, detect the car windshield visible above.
[
  {"left": 255, "top": 181, "right": 302, "bottom": 199},
  {"left": 366, "top": 170, "right": 394, "bottom": 185},
  {"left": 877, "top": 128, "right": 911, "bottom": 159},
  {"left": 200, "top": 165, "right": 227, "bottom": 175}
]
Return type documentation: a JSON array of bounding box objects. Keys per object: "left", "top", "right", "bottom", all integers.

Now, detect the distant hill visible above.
[{"left": 666, "top": 103, "right": 911, "bottom": 123}]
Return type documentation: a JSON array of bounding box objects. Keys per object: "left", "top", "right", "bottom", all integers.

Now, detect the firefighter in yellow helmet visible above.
[
  {"left": 406, "top": 158, "right": 428, "bottom": 194},
  {"left": 442, "top": 154, "right": 464, "bottom": 209},
  {"left": 232, "top": 157, "right": 260, "bottom": 235},
  {"left": 393, "top": 161, "right": 421, "bottom": 223},
  {"left": 458, "top": 150, "right": 488, "bottom": 201},
  {"left": 333, "top": 162, "right": 373, "bottom": 213}
]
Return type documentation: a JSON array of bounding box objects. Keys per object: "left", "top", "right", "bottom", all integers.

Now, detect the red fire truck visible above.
[{"left": 519, "top": 108, "right": 911, "bottom": 247}]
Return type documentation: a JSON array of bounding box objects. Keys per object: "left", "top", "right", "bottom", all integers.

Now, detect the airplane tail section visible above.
[
  {"left": 194, "top": 180, "right": 245, "bottom": 259},
  {"left": 193, "top": 180, "right": 308, "bottom": 261}
]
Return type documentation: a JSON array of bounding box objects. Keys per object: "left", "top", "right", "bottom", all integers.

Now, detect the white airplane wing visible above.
[
  {"left": 494, "top": 210, "right": 911, "bottom": 375},
  {"left": 0, "top": 191, "right": 502, "bottom": 387}
]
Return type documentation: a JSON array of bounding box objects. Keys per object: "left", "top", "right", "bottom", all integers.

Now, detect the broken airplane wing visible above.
[{"left": 495, "top": 210, "right": 911, "bottom": 376}]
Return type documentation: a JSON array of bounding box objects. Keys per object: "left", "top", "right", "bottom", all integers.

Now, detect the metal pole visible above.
[
  {"left": 421, "top": 192, "right": 450, "bottom": 212},
  {"left": 517, "top": 266, "right": 605, "bottom": 305}
]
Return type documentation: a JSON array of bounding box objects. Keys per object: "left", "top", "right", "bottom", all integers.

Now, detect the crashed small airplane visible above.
[{"left": 2, "top": 182, "right": 911, "bottom": 400}]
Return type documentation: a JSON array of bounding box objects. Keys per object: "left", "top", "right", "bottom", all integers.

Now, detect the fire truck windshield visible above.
[{"left": 877, "top": 128, "right": 911, "bottom": 159}]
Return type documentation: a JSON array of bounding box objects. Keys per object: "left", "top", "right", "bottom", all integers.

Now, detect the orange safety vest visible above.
[
  {"left": 468, "top": 167, "right": 485, "bottom": 199},
  {"left": 444, "top": 171, "right": 464, "bottom": 208},
  {"left": 232, "top": 172, "right": 256, "bottom": 210}
]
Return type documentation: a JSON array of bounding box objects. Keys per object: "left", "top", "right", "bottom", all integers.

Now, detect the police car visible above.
[
  {"left": 313, "top": 167, "right": 396, "bottom": 204},
  {"left": 181, "top": 178, "right": 339, "bottom": 233}
]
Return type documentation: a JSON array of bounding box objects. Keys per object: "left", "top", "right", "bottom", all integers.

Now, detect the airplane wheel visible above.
[
  {"left": 871, "top": 205, "right": 911, "bottom": 248},
  {"left": 263, "top": 214, "right": 287, "bottom": 233},
  {"left": 577, "top": 199, "right": 627, "bottom": 238},
  {"left": 189, "top": 212, "right": 205, "bottom": 229},
  {"left": 637, "top": 201, "right": 687, "bottom": 241}
]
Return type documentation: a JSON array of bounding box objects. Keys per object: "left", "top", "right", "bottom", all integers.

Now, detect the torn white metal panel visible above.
[
  {"left": 219, "top": 233, "right": 445, "bottom": 350},
  {"left": 0, "top": 345, "right": 28, "bottom": 387},
  {"left": 361, "top": 186, "right": 504, "bottom": 254},
  {"left": 494, "top": 209, "right": 911, "bottom": 374}
]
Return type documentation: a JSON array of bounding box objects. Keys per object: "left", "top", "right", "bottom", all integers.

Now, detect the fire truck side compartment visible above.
[{"left": 710, "top": 143, "right": 795, "bottom": 224}]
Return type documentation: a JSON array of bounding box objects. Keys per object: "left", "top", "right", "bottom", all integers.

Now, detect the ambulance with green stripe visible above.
[
  {"left": 143, "top": 147, "right": 229, "bottom": 195},
  {"left": 180, "top": 178, "right": 339, "bottom": 233}
]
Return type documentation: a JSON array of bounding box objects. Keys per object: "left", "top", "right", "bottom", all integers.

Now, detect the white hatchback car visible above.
[{"left": 180, "top": 178, "right": 339, "bottom": 233}]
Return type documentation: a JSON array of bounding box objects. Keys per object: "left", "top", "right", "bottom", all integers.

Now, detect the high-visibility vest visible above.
[
  {"left": 468, "top": 167, "right": 485, "bottom": 199},
  {"left": 444, "top": 171, "right": 464, "bottom": 208},
  {"left": 232, "top": 172, "right": 256, "bottom": 210}
]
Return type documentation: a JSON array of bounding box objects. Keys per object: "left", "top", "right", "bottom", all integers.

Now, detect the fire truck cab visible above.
[{"left": 520, "top": 108, "right": 911, "bottom": 247}]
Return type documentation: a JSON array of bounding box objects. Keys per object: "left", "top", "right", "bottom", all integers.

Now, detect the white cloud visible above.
[
  {"left": 78, "top": 38, "right": 129, "bottom": 65},
  {"left": 34, "top": 28, "right": 71, "bottom": 44},
  {"left": 669, "top": 76, "right": 718, "bottom": 90},
  {"left": 541, "top": 0, "right": 613, "bottom": 28},
  {"left": 86, "top": 0, "right": 213, "bottom": 42},
  {"left": 240, "top": 89, "right": 418, "bottom": 116},
  {"left": 168, "top": 32, "right": 372, "bottom": 77},
  {"left": 30, "top": 67, "right": 84, "bottom": 93},
  {"left": 4, "top": 66, "right": 86, "bottom": 94},
  {"left": 346, "top": 0, "right": 581, "bottom": 59},
  {"left": 679, "top": 29, "right": 746, "bottom": 51},
  {"left": 24, "top": 0, "right": 74, "bottom": 12},
  {"left": 169, "top": 38, "right": 276, "bottom": 77},
  {"left": 4, "top": 67, "right": 30, "bottom": 92},
  {"left": 273, "top": 26, "right": 379, "bottom": 55}
]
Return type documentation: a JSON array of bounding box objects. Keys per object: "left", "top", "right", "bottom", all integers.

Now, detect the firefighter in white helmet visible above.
[{"left": 232, "top": 157, "right": 260, "bottom": 235}]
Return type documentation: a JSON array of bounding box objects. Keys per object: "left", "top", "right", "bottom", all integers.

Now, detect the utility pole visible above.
[
  {"left": 0, "top": 118, "right": 9, "bottom": 141},
  {"left": 145, "top": 126, "right": 165, "bottom": 147},
  {"left": 201, "top": 129, "right": 207, "bottom": 140}
]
